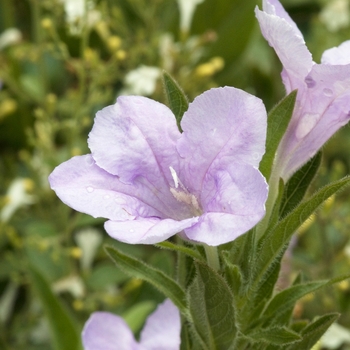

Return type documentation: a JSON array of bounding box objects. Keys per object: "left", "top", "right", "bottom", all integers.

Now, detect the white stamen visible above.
[{"left": 169, "top": 166, "right": 179, "bottom": 188}]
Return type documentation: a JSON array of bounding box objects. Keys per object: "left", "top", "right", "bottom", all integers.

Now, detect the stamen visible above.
[{"left": 169, "top": 166, "right": 179, "bottom": 188}]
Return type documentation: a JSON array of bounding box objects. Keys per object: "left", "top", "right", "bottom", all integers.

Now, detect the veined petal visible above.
[
  {"left": 177, "top": 87, "right": 266, "bottom": 195},
  {"left": 185, "top": 212, "right": 261, "bottom": 246},
  {"left": 184, "top": 164, "right": 268, "bottom": 246},
  {"left": 140, "top": 299, "right": 181, "bottom": 350},
  {"left": 277, "top": 63, "right": 350, "bottom": 179},
  {"left": 88, "top": 96, "right": 181, "bottom": 186},
  {"left": 105, "top": 216, "right": 199, "bottom": 244},
  {"left": 202, "top": 163, "right": 268, "bottom": 215},
  {"left": 262, "top": 0, "right": 303, "bottom": 38},
  {"left": 281, "top": 90, "right": 350, "bottom": 179},
  {"left": 82, "top": 312, "right": 139, "bottom": 350},
  {"left": 321, "top": 40, "right": 350, "bottom": 65},
  {"left": 255, "top": 5, "right": 313, "bottom": 90},
  {"left": 49, "top": 155, "right": 182, "bottom": 221}
]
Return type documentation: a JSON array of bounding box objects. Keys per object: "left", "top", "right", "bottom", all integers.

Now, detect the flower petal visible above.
[
  {"left": 49, "top": 155, "right": 181, "bottom": 221},
  {"left": 177, "top": 87, "right": 266, "bottom": 195},
  {"left": 277, "top": 63, "right": 350, "bottom": 179},
  {"left": 281, "top": 90, "right": 350, "bottom": 178},
  {"left": 88, "top": 96, "right": 181, "bottom": 186},
  {"left": 262, "top": 0, "right": 304, "bottom": 38},
  {"left": 140, "top": 299, "right": 181, "bottom": 350},
  {"left": 184, "top": 164, "right": 268, "bottom": 246},
  {"left": 321, "top": 40, "right": 350, "bottom": 65},
  {"left": 82, "top": 312, "right": 139, "bottom": 350},
  {"left": 255, "top": 3, "right": 313, "bottom": 91},
  {"left": 105, "top": 216, "right": 198, "bottom": 244}
]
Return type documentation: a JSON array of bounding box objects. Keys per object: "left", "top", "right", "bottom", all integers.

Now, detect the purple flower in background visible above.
[
  {"left": 49, "top": 87, "right": 268, "bottom": 246},
  {"left": 256, "top": 0, "right": 350, "bottom": 180},
  {"left": 82, "top": 299, "right": 181, "bottom": 350}
]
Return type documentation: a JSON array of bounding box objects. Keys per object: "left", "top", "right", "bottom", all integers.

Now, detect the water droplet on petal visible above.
[
  {"left": 305, "top": 76, "right": 316, "bottom": 88},
  {"left": 323, "top": 88, "right": 333, "bottom": 97},
  {"left": 212, "top": 128, "right": 217, "bottom": 135},
  {"left": 253, "top": 152, "right": 259, "bottom": 160},
  {"left": 86, "top": 186, "right": 94, "bottom": 193},
  {"left": 295, "top": 113, "right": 320, "bottom": 139},
  {"left": 85, "top": 156, "right": 94, "bottom": 166},
  {"left": 129, "top": 229, "right": 134, "bottom": 233},
  {"left": 104, "top": 194, "right": 110, "bottom": 199}
]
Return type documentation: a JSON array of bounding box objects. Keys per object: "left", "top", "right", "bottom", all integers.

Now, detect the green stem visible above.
[
  {"left": 29, "top": 0, "right": 47, "bottom": 96},
  {"left": 256, "top": 164, "right": 280, "bottom": 238},
  {"left": 204, "top": 245, "right": 220, "bottom": 271},
  {"left": 176, "top": 236, "right": 187, "bottom": 288}
]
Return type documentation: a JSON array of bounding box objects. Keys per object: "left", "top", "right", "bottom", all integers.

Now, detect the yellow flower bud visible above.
[
  {"left": 73, "top": 299, "right": 84, "bottom": 310},
  {"left": 41, "top": 18, "right": 53, "bottom": 30},
  {"left": 195, "top": 63, "right": 215, "bottom": 77},
  {"left": 210, "top": 56, "right": 225, "bottom": 71},
  {"left": 107, "top": 36, "right": 122, "bottom": 51},
  {"left": 70, "top": 247, "right": 83, "bottom": 259},
  {"left": 115, "top": 49, "right": 126, "bottom": 60},
  {"left": 0, "top": 99, "right": 17, "bottom": 119}
]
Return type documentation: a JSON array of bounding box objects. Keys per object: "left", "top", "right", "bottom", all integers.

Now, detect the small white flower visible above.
[
  {"left": 53, "top": 275, "right": 85, "bottom": 298},
  {"left": 1, "top": 178, "right": 36, "bottom": 223},
  {"left": 320, "top": 322, "right": 350, "bottom": 349},
  {"left": 320, "top": 0, "right": 350, "bottom": 32},
  {"left": 177, "top": 0, "right": 204, "bottom": 32},
  {"left": 60, "top": 0, "right": 99, "bottom": 35},
  {"left": 0, "top": 28, "right": 22, "bottom": 50},
  {"left": 0, "top": 281, "right": 17, "bottom": 323},
  {"left": 120, "top": 66, "right": 161, "bottom": 96},
  {"left": 75, "top": 227, "right": 102, "bottom": 270}
]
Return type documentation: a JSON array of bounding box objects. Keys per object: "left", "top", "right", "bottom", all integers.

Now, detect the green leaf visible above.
[
  {"left": 162, "top": 71, "right": 188, "bottom": 131},
  {"left": 155, "top": 241, "right": 203, "bottom": 261},
  {"left": 267, "top": 178, "right": 285, "bottom": 232},
  {"left": 247, "top": 326, "right": 301, "bottom": 345},
  {"left": 188, "top": 262, "right": 237, "bottom": 350},
  {"left": 287, "top": 313, "right": 339, "bottom": 350},
  {"left": 259, "top": 90, "right": 297, "bottom": 180},
  {"left": 105, "top": 245, "right": 187, "bottom": 314},
  {"left": 261, "top": 281, "right": 328, "bottom": 326},
  {"left": 262, "top": 273, "right": 350, "bottom": 327},
  {"left": 29, "top": 266, "right": 81, "bottom": 350},
  {"left": 246, "top": 251, "right": 285, "bottom": 325},
  {"left": 221, "top": 254, "right": 243, "bottom": 297},
  {"left": 279, "top": 152, "right": 322, "bottom": 218},
  {"left": 253, "top": 176, "right": 350, "bottom": 287},
  {"left": 239, "top": 228, "right": 257, "bottom": 283}
]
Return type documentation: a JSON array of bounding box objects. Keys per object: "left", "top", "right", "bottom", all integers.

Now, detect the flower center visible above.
[{"left": 169, "top": 166, "right": 202, "bottom": 217}]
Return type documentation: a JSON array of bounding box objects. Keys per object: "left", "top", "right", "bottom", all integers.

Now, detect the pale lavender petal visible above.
[
  {"left": 262, "top": 0, "right": 303, "bottom": 38},
  {"left": 184, "top": 164, "right": 268, "bottom": 246},
  {"left": 276, "top": 64, "right": 350, "bottom": 179},
  {"left": 105, "top": 216, "right": 199, "bottom": 244},
  {"left": 49, "top": 155, "right": 185, "bottom": 221},
  {"left": 82, "top": 312, "right": 139, "bottom": 350},
  {"left": 88, "top": 96, "right": 181, "bottom": 186},
  {"left": 255, "top": 5, "right": 313, "bottom": 92},
  {"left": 321, "top": 40, "right": 350, "bottom": 65},
  {"left": 177, "top": 87, "right": 266, "bottom": 195},
  {"left": 280, "top": 90, "right": 350, "bottom": 179},
  {"left": 140, "top": 299, "right": 181, "bottom": 350}
]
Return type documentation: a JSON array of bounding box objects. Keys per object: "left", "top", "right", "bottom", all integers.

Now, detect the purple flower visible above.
[
  {"left": 82, "top": 299, "right": 181, "bottom": 350},
  {"left": 49, "top": 87, "right": 268, "bottom": 246},
  {"left": 256, "top": 0, "right": 350, "bottom": 180}
]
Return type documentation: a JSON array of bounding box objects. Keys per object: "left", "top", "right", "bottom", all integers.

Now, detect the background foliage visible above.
[{"left": 1, "top": 0, "right": 350, "bottom": 349}]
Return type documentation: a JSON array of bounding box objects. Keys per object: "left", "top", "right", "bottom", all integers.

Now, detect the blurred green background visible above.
[{"left": 1, "top": 0, "right": 350, "bottom": 349}]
